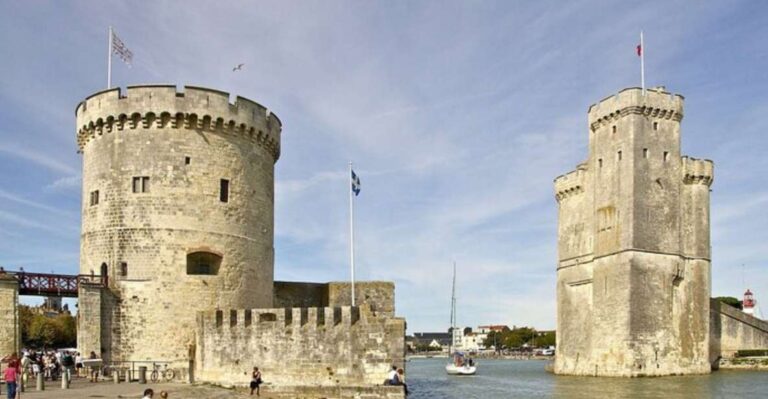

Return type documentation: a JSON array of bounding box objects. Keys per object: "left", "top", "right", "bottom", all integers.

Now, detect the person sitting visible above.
[
  {"left": 394, "top": 368, "right": 409, "bottom": 395},
  {"left": 384, "top": 365, "right": 398, "bottom": 385},
  {"left": 250, "top": 366, "right": 262, "bottom": 396}
]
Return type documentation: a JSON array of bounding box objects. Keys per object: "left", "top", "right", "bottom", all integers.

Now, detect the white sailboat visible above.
[{"left": 445, "top": 262, "right": 477, "bottom": 376}]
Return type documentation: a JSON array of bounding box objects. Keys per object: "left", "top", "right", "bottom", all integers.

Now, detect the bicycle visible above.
[{"left": 150, "top": 363, "right": 175, "bottom": 383}]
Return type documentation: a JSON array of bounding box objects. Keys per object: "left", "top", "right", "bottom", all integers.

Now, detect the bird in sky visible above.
[{"left": 232, "top": 63, "right": 245, "bottom": 72}]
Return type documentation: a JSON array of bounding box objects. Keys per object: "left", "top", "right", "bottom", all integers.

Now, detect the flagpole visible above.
[
  {"left": 107, "top": 26, "right": 113, "bottom": 89},
  {"left": 640, "top": 31, "right": 645, "bottom": 94},
  {"left": 349, "top": 161, "right": 356, "bottom": 307}
]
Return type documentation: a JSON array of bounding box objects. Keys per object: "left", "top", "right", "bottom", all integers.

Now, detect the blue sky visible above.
[{"left": 0, "top": 1, "right": 767, "bottom": 332}]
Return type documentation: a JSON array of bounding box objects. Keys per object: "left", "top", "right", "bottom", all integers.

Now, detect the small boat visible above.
[
  {"left": 445, "top": 352, "right": 477, "bottom": 375},
  {"left": 446, "top": 262, "right": 477, "bottom": 376}
]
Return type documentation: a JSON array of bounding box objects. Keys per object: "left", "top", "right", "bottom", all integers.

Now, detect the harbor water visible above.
[{"left": 407, "top": 358, "right": 768, "bottom": 398}]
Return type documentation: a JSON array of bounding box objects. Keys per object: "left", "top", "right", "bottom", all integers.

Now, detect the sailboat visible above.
[{"left": 445, "top": 262, "right": 477, "bottom": 376}]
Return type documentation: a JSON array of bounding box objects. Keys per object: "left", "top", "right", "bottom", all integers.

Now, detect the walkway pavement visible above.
[{"left": 8, "top": 377, "right": 253, "bottom": 399}]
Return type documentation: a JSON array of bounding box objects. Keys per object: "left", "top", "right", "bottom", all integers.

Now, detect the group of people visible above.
[
  {"left": 16, "top": 349, "right": 85, "bottom": 382},
  {"left": 384, "top": 365, "right": 408, "bottom": 394}
]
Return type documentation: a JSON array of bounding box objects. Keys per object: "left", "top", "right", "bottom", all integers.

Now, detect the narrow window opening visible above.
[
  {"left": 653, "top": 122, "right": 659, "bottom": 131},
  {"left": 230, "top": 310, "right": 238, "bottom": 327},
  {"left": 643, "top": 148, "right": 649, "bottom": 158},
  {"left": 617, "top": 151, "right": 622, "bottom": 161},
  {"left": 132, "top": 176, "right": 150, "bottom": 193},
  {"left": 187, "top": 251, "right": 222, "bottom": 275},
  {"left": 215, "top": 310, "right": 223, "bottom": 327},
  {"left": 598, "top": 158, "right": 603, "bottom": 168},
  {"left": 612, "top": 125, "right": 617, "bottom": 134},
  {"left": 185, "top": 156, "right": 191, "bottom": 165},
  {"left": 245, "top": 310, "right": 253, "bottom": 327},
  {"left": 90, "top": 190, "right": 100, "bottom": 206},
  {"left": 663, "top": 151, "right": 670, "bottom": 162},
  {"left": 119, "top": 262, "right": 128, "bottom": 277},
  {"left": 220, "top": 179, "right": 230, "bottom": 203}
]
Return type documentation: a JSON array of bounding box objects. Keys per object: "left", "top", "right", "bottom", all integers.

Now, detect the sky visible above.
[{"left": 0, "top": 1, "right": 767, "bottom": 332}]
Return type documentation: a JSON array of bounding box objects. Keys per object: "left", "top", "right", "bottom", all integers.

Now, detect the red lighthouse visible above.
[{"left": 743, "top": 289, "right": 756, "bottom": 315}]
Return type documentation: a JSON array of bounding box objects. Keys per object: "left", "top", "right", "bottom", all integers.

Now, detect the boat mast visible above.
[{"left": 450, "top": 262, "right": 457, "bottom": 354}]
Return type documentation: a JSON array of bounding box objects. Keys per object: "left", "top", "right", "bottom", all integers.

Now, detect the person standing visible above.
[
  {"left": 249, "top": 367, "right": 262, "bottom": 396},
  {"left": 3, "top": 360, "right": 19, "bottom": 399}
]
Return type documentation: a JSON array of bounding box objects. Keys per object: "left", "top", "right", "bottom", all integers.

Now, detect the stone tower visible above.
[
  {"left": 554, "top": 87, "right": 714, "bottom": 376},
  {"left": 76, "top": 85, "right": 281, "bottom": 365}
]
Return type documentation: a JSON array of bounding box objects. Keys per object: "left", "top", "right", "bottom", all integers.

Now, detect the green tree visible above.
[
  {"left": 716, "top": 296, "right": 742, "bottom": 310},
  {"left": 538, "top": 331, "right": 556, "bottom": 347},
  {"left": 19, "top": 305, "right": 77, "bottom": 348}
]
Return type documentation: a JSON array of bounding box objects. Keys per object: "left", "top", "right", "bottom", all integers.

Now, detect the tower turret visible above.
[
  {"left": 554, "top": 87, "right": 713, "bottom": 377},
  {"left": 76, "top": 85, "right": 281, "bottom": 365}
]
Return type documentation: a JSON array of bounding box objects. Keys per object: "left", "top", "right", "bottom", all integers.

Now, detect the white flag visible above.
[{"left": 112, "top": 30, "right": 133, "bottom": 66}]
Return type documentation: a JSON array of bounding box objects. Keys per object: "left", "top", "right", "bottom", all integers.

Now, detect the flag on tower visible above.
[
  {"left": 351, "top": 170, "right": 361, "bottom": 196},
  {"left": 111, "top": 29, "right": 133, "bottom": 65},
  {"left": 636, "top": 43, "right": 642, "bottom": 57}
]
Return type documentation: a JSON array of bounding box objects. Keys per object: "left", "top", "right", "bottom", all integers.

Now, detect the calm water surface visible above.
[{"left": 406, "top": 358, "right": 768, "bottom": 398}]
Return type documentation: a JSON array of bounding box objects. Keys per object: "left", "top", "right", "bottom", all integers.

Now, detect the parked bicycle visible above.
[{"left": 150, "top": 363, "right": 175, "bottom": 383}]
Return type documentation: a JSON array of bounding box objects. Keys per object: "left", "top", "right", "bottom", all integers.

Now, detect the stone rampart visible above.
[
  {"left": 274, "top": 281, "right": 395, "bottom": 317},
  {"left": 710, "top": 299, "right": 768, "bottom": 362},
  {"left": 0, "top": 276, "right": 20, "bottom": 358},
  {"left": 194, "top": 304, "right": 405, "bottom": 387}
]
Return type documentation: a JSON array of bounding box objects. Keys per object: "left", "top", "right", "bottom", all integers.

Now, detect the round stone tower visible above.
[{"left": 76, "top": 85, "right": 281, "bottom": 364}]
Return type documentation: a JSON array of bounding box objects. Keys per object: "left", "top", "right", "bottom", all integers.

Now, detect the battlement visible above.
[
  {"left": 75, "top": 85, "right": 281, "bottom": 160},
  {"left": 198, "top": 305, "right": 381, "bottom": 332},
  {"left": 588, "top": 87, "right": 684, "bottom": 131},
  {"left": 195, "top": 304, "right": 406, "bottom": 387},
  {"left": 554, "top": 164, "right": 587, "bottom": 202},
  {"left": 682, "top": 156, "right": 714, "bottom": 186}
]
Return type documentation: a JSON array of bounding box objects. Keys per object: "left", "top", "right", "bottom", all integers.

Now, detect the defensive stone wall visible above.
[
  {"left": 194, "top": 304, "right": 405, "bottom": 388},
  {"left": 274, "top": 281, "right": 395, "bottom": 317},
  {"left": 710, "top": 299, "right": 768, "bottom": 362},
  {"left": 0, "top": 276, "right": 20, "bottom": 358}
]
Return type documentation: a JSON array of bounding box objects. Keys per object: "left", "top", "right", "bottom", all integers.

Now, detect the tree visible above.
[
  {"left": 538, "top": 331, "right": 556, "bottom": 347},
  {"left": 715, "top": 296, "right": 742, "bottom": 310},
  {"left": 19, "top": 305, "right": 77, "bottom": 348}
]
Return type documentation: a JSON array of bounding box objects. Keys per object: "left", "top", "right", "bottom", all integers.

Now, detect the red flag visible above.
[{"left": 636, "top": 44, "right": 642, "bottom": 57}]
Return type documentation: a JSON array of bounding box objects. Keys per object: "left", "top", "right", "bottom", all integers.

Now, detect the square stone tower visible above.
[{"left": 554, "top": 87, "right": 714, "bottom": 376}]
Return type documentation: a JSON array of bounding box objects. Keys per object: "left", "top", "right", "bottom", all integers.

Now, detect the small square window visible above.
[
  {"left": 220, "top": 179, "right": 229, "bottom": 203},
  {"left": 89, "top": 190, "right": 99, "bottom": 206},
  {"left": 653, "top": 122, "right": 659, "bottom": 131},
  {"left": 185, "top": 156, "right": 191, "bottom": 165},
  {"left": 132, "top": 176, "right": 150, "bottom": 193}
]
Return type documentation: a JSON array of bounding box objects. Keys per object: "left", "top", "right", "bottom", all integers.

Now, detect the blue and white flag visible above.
[{"left": 351, "top": 170, "right": 361, "bottom": 196}]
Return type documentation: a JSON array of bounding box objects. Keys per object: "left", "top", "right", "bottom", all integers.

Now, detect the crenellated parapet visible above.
[
  {"left": 682, "top": 156, "right": 714, "bottom": 186},
  {"left": 588, "top": 87, "right": 684, "bottom": 131},
  {"left": 554, "top": 165, "right": 587, "bottom": 202},
  {"left": 195, "top": 304, "right": 406, "bottom": 387},
  {"left": 75, "top": 85, "right": 282, "bottom": 161}
]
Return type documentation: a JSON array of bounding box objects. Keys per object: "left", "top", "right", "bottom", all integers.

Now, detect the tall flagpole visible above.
[
  {"left": 107, "top": 26, "right": 113, "bottom": 89},
  {"left": 640, "top": 31, "right": 645, "bottom": 94},
  {"left": 349, "top": 161, "right": 356, "bottom": 307}
]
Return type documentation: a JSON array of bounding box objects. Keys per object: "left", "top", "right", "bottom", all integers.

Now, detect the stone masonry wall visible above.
[
  {"left": 274, "top": 281, "right": 395, "bottom": 317},
  {"left": 76, "top": 85, "right": 281, "bottom": 366},
  {"left": 0, "top": 276, "right": 20, "bottom": 359},
  {"left": 710, "top": 299, "right": 768, "bottom": 362},
  {"left": 195, "top": 304, "right": 405, "bottom": 387},
  {"left": 555, "top": 87, "right": 713, "bottom": 377}
]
